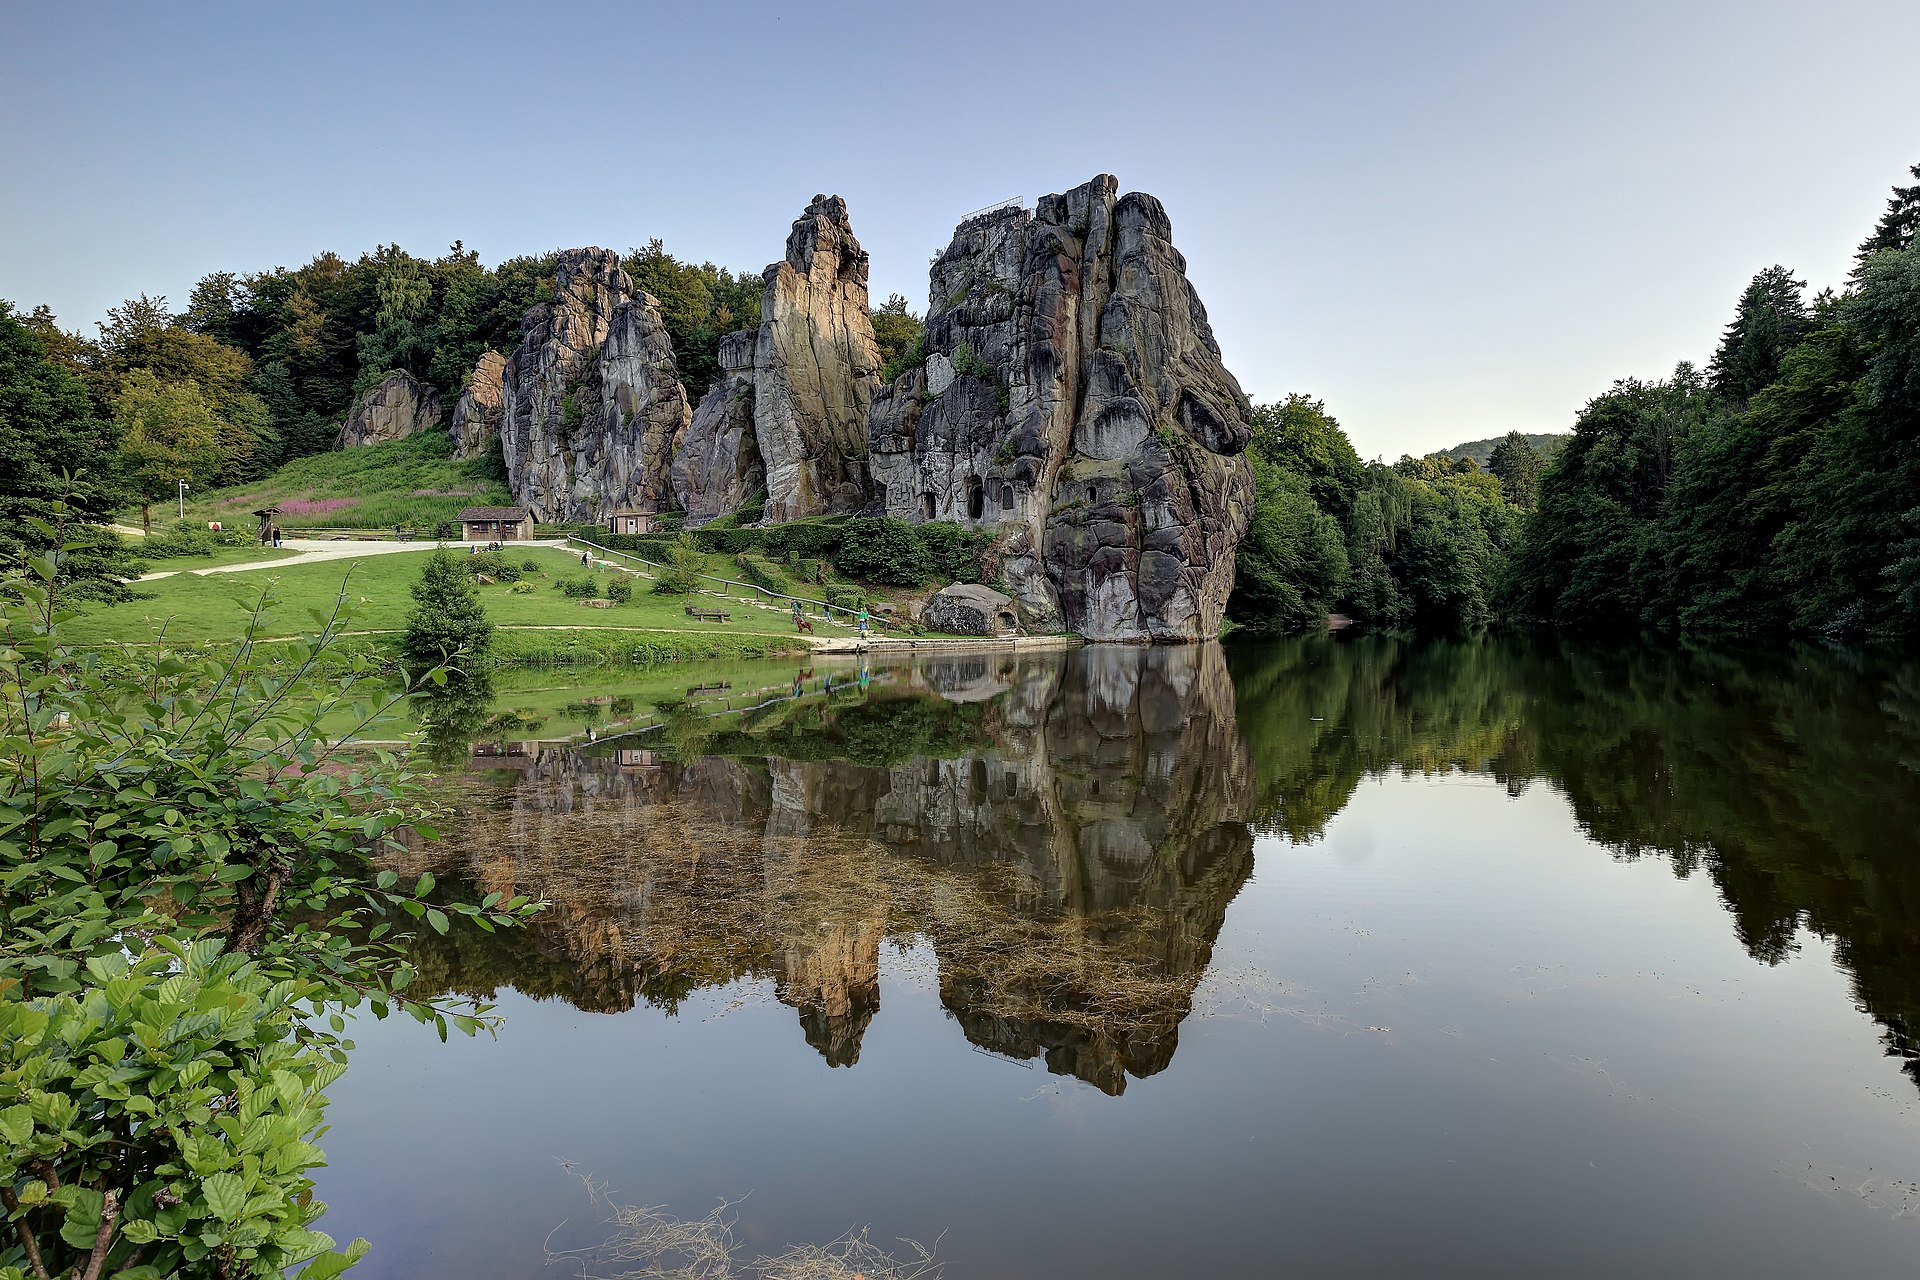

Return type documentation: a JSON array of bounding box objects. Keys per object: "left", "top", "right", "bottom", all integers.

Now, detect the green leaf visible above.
[
  {"left": 215, "top": 864, "right": 255, "bottom": 882},
  {"left": 425, "top": 908, "right": 449, "bottom": 935},
  {"left": 0, "top": 1104, "right": 32, "bottom": 1144},
  {"left": 202, "top": 1171, "right": 248, "bottom": 1223}
]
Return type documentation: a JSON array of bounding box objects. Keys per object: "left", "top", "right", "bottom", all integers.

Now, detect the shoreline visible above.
[{"left": 805, "top": 633, "right": 1082, "bottom": 655}]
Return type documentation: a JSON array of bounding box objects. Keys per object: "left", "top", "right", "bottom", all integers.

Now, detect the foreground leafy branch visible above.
[{"left": 0, "top": 500, "right": 539, "bottom": 1278}]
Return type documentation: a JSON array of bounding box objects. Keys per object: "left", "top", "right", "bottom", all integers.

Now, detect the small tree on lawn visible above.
[{"left": 403, "top": 548, "right": 494, "bottom": 671}]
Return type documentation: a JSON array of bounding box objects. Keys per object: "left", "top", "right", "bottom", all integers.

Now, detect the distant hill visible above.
[{"left": 1441, "top": 433, "right": 1570, "bottom": 466}]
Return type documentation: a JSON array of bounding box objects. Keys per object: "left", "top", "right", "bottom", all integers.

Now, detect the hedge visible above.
[{"left": 588, "top": 517, "right": 991, "bottom": 588}]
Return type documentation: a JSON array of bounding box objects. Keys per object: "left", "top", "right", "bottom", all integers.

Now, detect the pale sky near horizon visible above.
[{"left": 3, "top": 0, "right": 1917, "bottom": 459}]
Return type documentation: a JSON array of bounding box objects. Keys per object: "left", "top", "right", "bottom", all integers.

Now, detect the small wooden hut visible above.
[{"left": 459, "top": 505, "right": 534, "bottom": 541}]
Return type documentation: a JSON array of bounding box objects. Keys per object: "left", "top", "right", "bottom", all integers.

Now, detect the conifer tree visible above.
[
  {"left": 1708, "top": 265, "right": 1811, "bottom": 403},
  {"left": 1855, "top": 161, "right": 1920, "bottom": 266},
  {"left": 402, "top": 548, "right": 494, "bottom": 670},
  {"left": 1487, "top": 431, "right": 1544, "bottom": 508}
]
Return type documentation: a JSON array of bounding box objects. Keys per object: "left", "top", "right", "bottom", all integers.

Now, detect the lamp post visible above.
[{"left": 178, "top": 479, "right": 189, "bottom": 522}]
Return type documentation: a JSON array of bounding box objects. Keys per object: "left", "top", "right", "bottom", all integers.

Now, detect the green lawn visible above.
[{"left": 67, "top": 547, "right": 842, "bottom": 648}]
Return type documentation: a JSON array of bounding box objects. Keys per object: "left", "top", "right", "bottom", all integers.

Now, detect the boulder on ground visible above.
[
  {"left": 923, "top": 583, "right": 1018, "bottom": 636},
  {"left": 338, "top": 370, "right": 443, "bottom": 448}
]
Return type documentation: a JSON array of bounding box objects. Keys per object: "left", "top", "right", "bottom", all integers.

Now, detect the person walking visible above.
[{"left": 856, "top": 605, "right": 869, "bottom": 639}]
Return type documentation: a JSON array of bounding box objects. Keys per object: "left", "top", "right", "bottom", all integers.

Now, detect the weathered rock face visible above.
[
  {"left": 753, "top": 195, "right": 881, "bottom": 521},
  {"left": 337, "top": 370, "right": 442, "bottom": 448},
  {"left": 869, "top": 176, "right": 1255, "bottom": 642},
  {"left": 497, "top": 250, "right": 691, "bottom": 522},
  {"left": 449, "top": 351, "right": 506, "bottom": 459},
  {"left": 922, "top": 583, "right": 1017, "bottom": 636},
  {"left": 669, "top": 331, "right": 763, "bottom": 526},
  {"left": 598, "top": 295, "right": 693, "bottom": 512}
]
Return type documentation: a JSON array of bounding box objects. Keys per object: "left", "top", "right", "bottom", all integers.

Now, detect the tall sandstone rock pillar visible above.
[
  {"left": 868, "top": 176, "right": 1254, "bottom": 642},
  {"left": 752, "top": 195, "right": 882, "bottom": 522},
  {"left": 497, "top": 249, "right": 691, "bottom": 523}
]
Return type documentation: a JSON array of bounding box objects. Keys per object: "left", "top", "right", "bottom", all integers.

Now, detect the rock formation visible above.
[
  {"left": 497, "top": 249, "right": 691, "bottom": 522},
  {"left": 336, "top": 369, "right": 442, "bottom": 448},
  {"left": 670, "top": 195, "right": 881, "bottom": 524},
  {"left": 669, "top": 331, "right": 762, "bottom": 525},
  {"left": 753, "top": 196, "right": 882, "bottom": 521},
  {"left": 598, "top": 294, "right": 693, "bottom": 512},
  {"left": 869, "top": 175, "right": 1255, "bottom": 642},
  {"left": 922, "top": 583, "right": 1017, "bottom": 636},
  {"left": 449, "top": 351, "right": 506, "bottom": 459}
]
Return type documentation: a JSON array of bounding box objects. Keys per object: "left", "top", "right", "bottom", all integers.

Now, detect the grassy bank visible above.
[
  {"left": 62, "top": 545, "right": 825, "bottom": 664},
  {"left": 141, "top": 433, "right": 512, "bottom": 534}
]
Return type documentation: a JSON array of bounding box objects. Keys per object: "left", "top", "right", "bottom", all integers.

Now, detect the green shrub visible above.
[
  {"left": 465, "top": 551, "right": 523, "bottom": 583},
  {"left": 736, "top": 555, "right": 783, "bottom": 591},
  {"left": 651, "top": 534, "right": 704, "bottom": 595},
  {"left": 882, "top": 332, "right": 926, "bottom": 384},
  {"left": 560, "top": 574, "right": 600, "bottom": 599},
  {"left": 834, "top": 517, "right": 933, "bottom": 585},
  {"left": 914, "top": 521, "right": 991, "bottom": 582},
  {"left": 509, "top": 580, "right": 537, "bottom": 594},
  {"left": 521, "top": 557, "right": 540, "bottom": 572},
  {"left": 135, "top": 522, "right": 254, "bottom": 561},
  {"left": 825, "top": 585, "right": 866, "bottom": 610},
  {"left": 952, "top": 339, "right": 992, "bottom": 380},
  {"left": 607, "top": 576, "right": 633, "bottom": 604},
  {"left": 762, "top": 519, "right": 847, "bottom": 559},
  {"left": 0, "top": 941, "right": 369, "bottom": 1280}
]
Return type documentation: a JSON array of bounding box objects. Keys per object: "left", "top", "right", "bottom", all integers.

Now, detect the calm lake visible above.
[{"left": 315, "top": 637, "right": 1920, "bottom": 1277}]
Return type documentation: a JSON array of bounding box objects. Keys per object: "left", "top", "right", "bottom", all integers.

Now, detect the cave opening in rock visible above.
[
  {"left": 998, "top": 610, "right": 1015, "bottom": 630},
  {"left": 1087, "top": 485, "right": 1097, "bottom": 504},
  {"left": 966, "top": 477, "right": 984, "bottom": 519},
  {"left": 922, "top": 492, "right": 936, "bottom": 520}
]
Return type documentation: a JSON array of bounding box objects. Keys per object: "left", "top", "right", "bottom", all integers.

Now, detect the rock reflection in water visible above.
[
  {"left": 398, "top": 632, "right": 1920, "bottom": 1099},
  {"left": 403, "top": 644, "right": 1254, "bottom": 1094}
]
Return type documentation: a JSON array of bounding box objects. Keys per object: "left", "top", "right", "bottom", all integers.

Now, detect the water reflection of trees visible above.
[
  {"left": 1230, "top": 634, "right": 1920, "bottom": 1086},
  {"left": 400, "top": 635, "right": 1920, "bottom": 1093}
]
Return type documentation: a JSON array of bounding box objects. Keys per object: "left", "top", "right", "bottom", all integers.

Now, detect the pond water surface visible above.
[{"left": 316, "top": 636, "right": 1920, "bottom": 1277}]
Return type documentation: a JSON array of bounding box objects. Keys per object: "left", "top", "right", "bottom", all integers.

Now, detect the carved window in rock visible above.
[
  {"left": 1000, "top": 482, "right": 1014, "bottom": 511},
  {"left": 970, "top": 758, "right": 989, "bottom": 800},
  {"left": 966, "top": 477, "right": 985, "bottom": 519},
  {"left": 922, "top": 492, "right": 936, "bottom": 521}
]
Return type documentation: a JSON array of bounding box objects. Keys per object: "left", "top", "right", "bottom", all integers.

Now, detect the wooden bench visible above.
[{"left": 685, "top": 605, "right": 731, "bottom": 623}]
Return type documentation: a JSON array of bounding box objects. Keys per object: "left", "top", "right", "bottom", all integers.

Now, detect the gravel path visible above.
[{"left": 139, "top": 539, "right": 575, "bottom": 581}]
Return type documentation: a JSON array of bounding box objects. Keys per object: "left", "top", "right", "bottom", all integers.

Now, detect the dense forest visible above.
[
  {"left": 1229, "top": 159, "right": 1920, "bottom": 640},
  {"left": 2, "top": 160, "right": 1915, "bottom": 636}
]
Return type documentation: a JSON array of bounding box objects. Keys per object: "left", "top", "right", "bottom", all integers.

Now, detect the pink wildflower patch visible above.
[{"left": 277, "top": 497, "right": 358, "bottom": 516}]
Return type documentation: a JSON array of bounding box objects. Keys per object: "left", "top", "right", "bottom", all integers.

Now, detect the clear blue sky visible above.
[{"left": 4, "top": 0, "right": 1916, "bottom": 458}]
